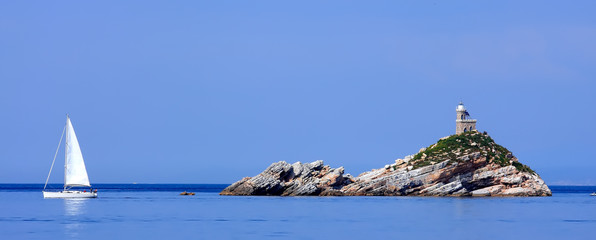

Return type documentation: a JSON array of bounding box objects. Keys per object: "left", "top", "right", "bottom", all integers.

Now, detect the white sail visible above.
[{"left": 64, "top": 117, "right": 91, "bottom": 187}]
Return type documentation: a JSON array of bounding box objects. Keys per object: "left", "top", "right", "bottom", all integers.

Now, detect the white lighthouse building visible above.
[{"left": 456, "top": 102, "right": 477, "bottom": 134}]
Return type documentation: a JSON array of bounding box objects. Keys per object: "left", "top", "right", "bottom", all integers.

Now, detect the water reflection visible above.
[
  {"left": 63, "top": 199, "right": 88, "bottom": 238},
  {"left": 64, "top": 199, "right": 87, "bottom": 216}
]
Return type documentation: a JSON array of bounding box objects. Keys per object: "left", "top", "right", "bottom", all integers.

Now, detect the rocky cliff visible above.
[{"left": 220, "top": 131, "right": 551, "bottom": 197}]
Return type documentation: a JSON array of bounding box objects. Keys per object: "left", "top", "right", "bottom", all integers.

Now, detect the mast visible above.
[{"left": 64, "top": 114, "right": 69, "bottom": 191}]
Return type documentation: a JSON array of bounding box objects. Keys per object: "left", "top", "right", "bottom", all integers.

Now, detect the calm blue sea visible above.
[{"left": 1, "top": 184, "right": 595, "bottom": 240}]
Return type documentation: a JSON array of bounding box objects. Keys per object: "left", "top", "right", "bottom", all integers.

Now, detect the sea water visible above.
[{"left": 1, "top": 184, "right": 595, "bottom": 240}]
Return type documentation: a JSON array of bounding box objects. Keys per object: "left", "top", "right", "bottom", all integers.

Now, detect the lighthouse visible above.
[{"left": 456, "top": 102, "right": 477, "bottom": 134}]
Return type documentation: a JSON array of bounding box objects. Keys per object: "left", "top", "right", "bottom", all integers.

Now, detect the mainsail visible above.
[{"left": 64, "top": 117, "right": 91, "bottom": 187}]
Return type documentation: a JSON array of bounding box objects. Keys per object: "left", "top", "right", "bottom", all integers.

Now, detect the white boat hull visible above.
[{"left": 43, "top": 191, "right": 97, "bottom": 198}]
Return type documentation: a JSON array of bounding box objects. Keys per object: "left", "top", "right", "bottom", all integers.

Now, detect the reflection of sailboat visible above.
[
  {"left": 64, "top": 199, "right": 87, "bottom": 238},
  {"left": 64, "top": 199, "right": 87, "bottom": 216},
  {"left": 43, "top": 115, "right": 97, "bottom": 198}
]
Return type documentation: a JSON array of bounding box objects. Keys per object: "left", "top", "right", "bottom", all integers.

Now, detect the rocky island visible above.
[
  {"left": 221, "top": 103, "right": 551, "bottom": 197},
  {"left": 220, "top": 131, "right": 551, "bottom": 197}
]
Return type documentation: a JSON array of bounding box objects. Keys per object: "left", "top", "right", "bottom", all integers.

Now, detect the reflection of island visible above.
[{"left": 64, "top": 199, "right": 88, "bottom": 238}]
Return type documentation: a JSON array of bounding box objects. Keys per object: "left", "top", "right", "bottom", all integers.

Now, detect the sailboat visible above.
[{"left": 43, "top": 115, "right": 97, "bottom": 198}]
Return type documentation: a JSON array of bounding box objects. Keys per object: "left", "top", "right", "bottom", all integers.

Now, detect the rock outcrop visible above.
[
  {"left": 221, "top": 131, "right": 551, "bottom": 197},
  {"left": 219, "top": 160, "right": 354, "bottom": 196}
]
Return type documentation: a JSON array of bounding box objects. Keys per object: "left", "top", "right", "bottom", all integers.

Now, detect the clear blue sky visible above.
[{"left": 1, "top": 1, "right": 595, "bottom": 184}]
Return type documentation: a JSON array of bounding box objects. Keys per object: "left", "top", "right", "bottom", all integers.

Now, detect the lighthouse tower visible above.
[{"left": 456, "top": 102, "right": 477, "bottom": 134}]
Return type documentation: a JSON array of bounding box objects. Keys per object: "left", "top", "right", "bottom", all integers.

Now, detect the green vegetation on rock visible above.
[
  {"left": 409, "top": 131, "right": 535, "bottom": 174},
  {"left": 512, "top": 161, "right": 535, "bottom": 174}
]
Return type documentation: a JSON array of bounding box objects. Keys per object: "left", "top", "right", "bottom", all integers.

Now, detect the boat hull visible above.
[{"left": 43, "top": 191, "right": 97, "bottom": 198}]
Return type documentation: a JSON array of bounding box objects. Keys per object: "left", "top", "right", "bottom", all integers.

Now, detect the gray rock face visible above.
[
  {"left": 342, "top": 156, "right": 550, "bottom": 196},
  {"left": 219, "top": 160, "right": 354, "bottom": 196},
  {"left": 220, "top": 132, "right": 552, "bottom": 197}
]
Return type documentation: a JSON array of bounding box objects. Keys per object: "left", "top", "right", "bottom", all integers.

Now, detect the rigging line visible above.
[{"left": 43, "top": 124, "right": 66, "bottom": 191}]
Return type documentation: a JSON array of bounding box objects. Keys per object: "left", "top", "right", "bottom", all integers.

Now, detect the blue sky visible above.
[{"left": 1, "top": 1, "right": 595, "bottom": 184}]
